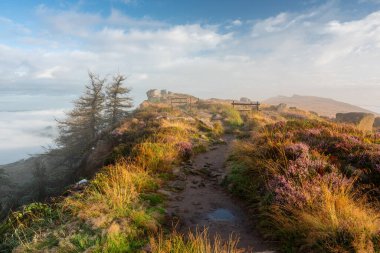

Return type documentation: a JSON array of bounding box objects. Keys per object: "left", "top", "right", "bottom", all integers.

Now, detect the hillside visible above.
[
  {"left": 1, "top": 94, "right": 379, "bottom": 253},
  {"left": 264, "top": 95, "right": 376, "bottom": 118}
]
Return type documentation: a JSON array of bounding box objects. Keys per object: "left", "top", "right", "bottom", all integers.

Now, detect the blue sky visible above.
[
  {"left": 1, "top": 0, "right": 380, "bottom": 163},
  {"left": 0, "top": 0, "right": 377, "bottom": 23}
]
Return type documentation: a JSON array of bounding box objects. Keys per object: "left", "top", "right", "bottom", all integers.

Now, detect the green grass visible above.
[
  {"left": 36, "top": 234, "right": 59, "bottom": 250},
  {"left": 70, "top": 232, "right": 99, "bottom": 251},
  {"left": 141, "top": 193, "right": 164, "bottom": 206},
  {"left": 222, "top": 107, "right": 243, "bottom": 127}
]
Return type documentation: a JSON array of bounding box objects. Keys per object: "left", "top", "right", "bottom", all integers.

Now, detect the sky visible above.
[{"left": 1, "top": 0, "right": 380, "bottom": 164}]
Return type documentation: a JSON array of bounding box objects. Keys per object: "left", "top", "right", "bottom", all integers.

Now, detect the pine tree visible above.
[
  {"left": 56, "top": 72, "right": 106, "bottom": 156},
  {"left": 32, "top": 158, "right": 47, "bottom": 201},
  {"left": 105, "top": 74, "right": 133, "bottom": 127}
]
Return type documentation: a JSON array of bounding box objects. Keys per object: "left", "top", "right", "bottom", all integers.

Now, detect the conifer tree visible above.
[
  {"left": 105, "top": 74, "right": 133, "bottom": 127},
  {"left": 32, "top": 158, "right": 47, "bottom": 201},
  {"left": 56, "top": 72, "right": 106, "bottom": 156}
]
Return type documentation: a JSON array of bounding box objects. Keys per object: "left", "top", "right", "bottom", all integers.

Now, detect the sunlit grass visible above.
[
  {"left": 0, "top": 104, "right": 244, "bottom": 252},
  {"left": 227, "top": 117, "right": 380, "bottom": 252},
  {"left": 271, "top": 181, "right": 380, "bottom": 252},
  {"left": 150, "top": 228, "right": 245, "bottom": 253}
]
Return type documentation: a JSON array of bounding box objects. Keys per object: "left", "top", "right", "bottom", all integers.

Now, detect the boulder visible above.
[
  {"left": 336, "top": 112, "right": 375, "bottom": 132},
  {"left": 374, "top": 117, "right": 380, "bottom": 129},
  {"left": 276, "top": 103, "right": 287, "bottom": 112},
  {"left": 240, "top": 97, "right": 251, "bottom": 103},
  {"left": 160, "top": 89, "right": 167, "bottom": 96},
  {"left": 146, "top": 89, "right": 161, "bottom": 102}
]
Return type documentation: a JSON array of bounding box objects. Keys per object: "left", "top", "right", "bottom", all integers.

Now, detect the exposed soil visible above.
[{"left": 164, "top": 135, "right": 276, "bottom": 253}]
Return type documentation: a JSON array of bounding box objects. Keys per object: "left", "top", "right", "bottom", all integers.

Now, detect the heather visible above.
[{"left": 228, "top": 117, "right": 380, "bottom": 252}]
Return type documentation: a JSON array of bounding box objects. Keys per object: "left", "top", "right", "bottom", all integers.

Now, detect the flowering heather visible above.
[
  {"left": 268, "top": 175, "right": 307, "bottom": 208},
  {"left": 268, "top": 121, "right": 286, "bottom": 132},
  {"left": 269, "top": 171, "right": 352, "bottom": 209},
  {"left": 305, "top": 128, "right": 321, "bottom": 136},
  {"left": 269, "top": 154, "right": 335, "bottom": 207},
  {"left": 177, "top": 141, "right": 193, "bottom": 160},
  {"left": 320, "top": 172, "right": 351, "bottom": 189},
  {"left": 111, "top": 129, "right": 123, "bottom": 137},
  {"left": 284, "top": 142, "right": 309, "bottom": 160},
  {"left": 229, "top": 117, "right": 380, "bottom": 251},
  {"left": 289, "top": 156, "right": 330, "bottom": 177}
]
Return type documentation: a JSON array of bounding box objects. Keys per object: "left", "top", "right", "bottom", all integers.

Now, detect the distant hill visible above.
[{"left": 263, "top": 95, "right": 376, "bottom": 118}]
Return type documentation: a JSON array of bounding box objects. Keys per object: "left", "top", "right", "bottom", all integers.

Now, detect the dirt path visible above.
[{"left": 164, "top": 135, "right": 276, "bottom": 253}]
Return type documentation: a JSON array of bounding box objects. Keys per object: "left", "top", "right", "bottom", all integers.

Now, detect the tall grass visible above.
[
  {"left": 133, "top": 119, "right": 196, "bottom": 172},
  {"left": 150, "top": 228, "right": 244, "bottom": 253},
  {"left": 221, "top": 106, "right": 243, "bottom": 127},
  {"left": 63, "top": 160, "right": 157, "bottom": 219},
  {"left": 271, "top": 181, "right": 380, "bottom": 252},
  {"left": 199, "top": 103, "right": 243, "bottom": 128},
  {"left": 227, "top": 118, "right": 380, "bottom": 252}
]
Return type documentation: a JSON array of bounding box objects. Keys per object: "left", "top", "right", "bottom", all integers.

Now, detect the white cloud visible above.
[
  {"left": 252, "top": 13, "right": 290, "bottom": 35},
  {"left": 316, "top": 12, "right": 380, "bottom": 64},
  {"left": 35, "top": 66, "right": 67, "bottom": 79},
  {"left": 232, "top": 19, "right": 242, "bottom": 26},
  {"left": 0, "top": 110, "right": 63, "bottom": 149},
  {"left": 0, "top": 3, "right": 379, "bottom": 112},
  {"left": 0, "top": 16, "right": 31, "bottom": 34}
]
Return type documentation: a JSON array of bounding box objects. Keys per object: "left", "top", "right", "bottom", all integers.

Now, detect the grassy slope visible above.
[
  {"left": 0, "top": 102, "right": 244, "bottom": 253},
  {"left": 5, "top": 99, "right": 379, "bottom": 252},
  {"left": 227, "top": 110, "right": 380, "bottom": 252}
]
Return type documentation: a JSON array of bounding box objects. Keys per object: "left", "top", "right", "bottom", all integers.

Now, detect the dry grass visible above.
[
  {"left": 272, "top": 181, "right": 380, "bottom": 252},
  {"left": 134, "top": 141, "right": 178, "bottom": 172},
  {"left": 63, "top": 160, "right": 156, "bottom": 220},
  {"left": 150, "top": 228, "right": 245, "bottom": 253},
  {"left": 228, "top": 118, "right": 380, "bottom": 252},
  {"left": 11, "top": 155, "right": 161, "bottom": 252},
  {"left": 133, "top": 119, "right": 196, "bottom": 172},
  {"left": 0, "top": 107, "right": 237, "bottom": 252}
]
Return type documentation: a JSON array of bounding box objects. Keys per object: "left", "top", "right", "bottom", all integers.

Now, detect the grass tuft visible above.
[{"left": 150, "top": 228, "right": 245, "bottom": 253}]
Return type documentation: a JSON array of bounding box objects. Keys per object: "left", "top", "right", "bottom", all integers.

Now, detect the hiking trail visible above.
[{"left": 163, "top": 135, "right": 277, "bottom": 253}]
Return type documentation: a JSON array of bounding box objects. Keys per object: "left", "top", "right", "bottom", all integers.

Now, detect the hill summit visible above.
[{"left": 263, "top": 94, "right": 375, "bottom": 118}]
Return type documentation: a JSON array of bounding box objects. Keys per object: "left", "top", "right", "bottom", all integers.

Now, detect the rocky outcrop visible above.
[
  {"left": 240, "top": 97, "right": 251, "bottom": 103},
  {"left": 374, "top": 117, "right": 380, "bottom": 129},
  {"left": 146, "top": 89, "right": 161, "bottom": 102},
  {"left": 336, "top": 112, "right": 375, "bottom": 132},
  {"left": 146, "top": 89, "right": 198, "bottom": 104}
]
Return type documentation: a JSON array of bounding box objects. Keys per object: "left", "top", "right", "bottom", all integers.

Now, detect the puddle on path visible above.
[{"left": 207, "top": 208, "right": 235, "bottom": 222}]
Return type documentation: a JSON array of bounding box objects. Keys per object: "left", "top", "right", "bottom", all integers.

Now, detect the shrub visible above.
[
  {"left": 228, "top": 118, "right": 380, "bottom": 252},
  {"left": 177, "top": 141, "right": 193, "bottom": 160},
  {"left": 223, "top": 107, "right": 243, "bottom": 127},
  {"left": 212, "top": 121, "right": 224, "bottom": 136}
]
